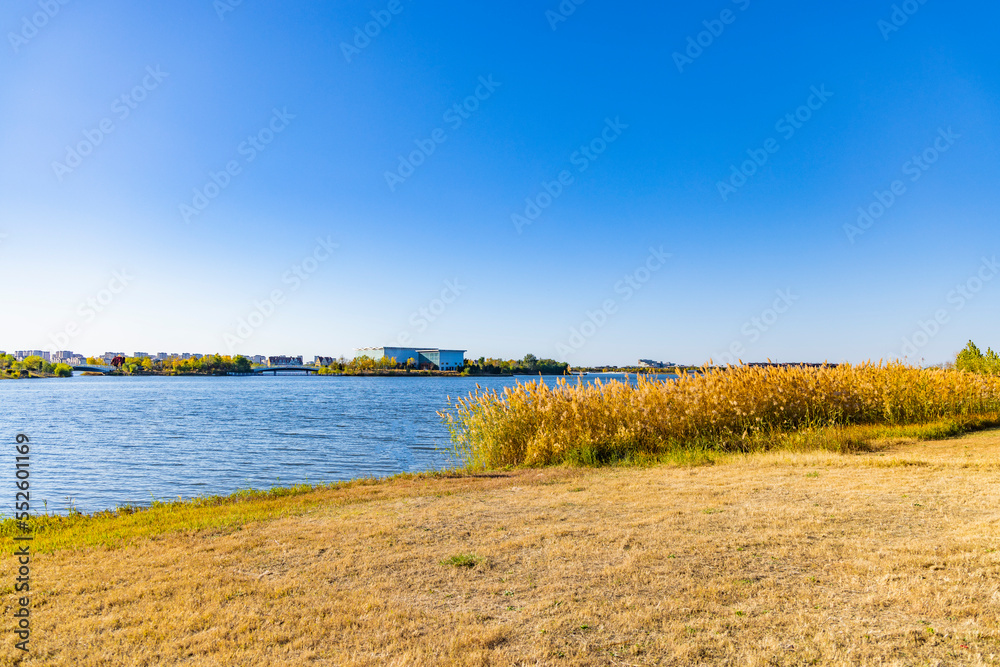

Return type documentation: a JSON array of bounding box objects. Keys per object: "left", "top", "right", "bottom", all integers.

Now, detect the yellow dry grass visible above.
[{"left": 4, "top": 431, "right": 1000, "bottom": 665}]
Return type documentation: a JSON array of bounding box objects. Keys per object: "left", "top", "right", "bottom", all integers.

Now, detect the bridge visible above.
[
  {"left": 71, "top": 364, "right": 114, "bottom": 374},
  {"left": 251, "top": 364, "right": 320, "bottom": 375}
]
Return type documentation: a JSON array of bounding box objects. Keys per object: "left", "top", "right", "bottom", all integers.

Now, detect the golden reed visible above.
[{"left": 442, "top": 363, "right": 1000, "bottom": 467}]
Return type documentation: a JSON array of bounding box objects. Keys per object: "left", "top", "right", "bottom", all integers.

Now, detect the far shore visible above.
[{"left": 4, "top": 369, "right": 686, "bottom": 380}]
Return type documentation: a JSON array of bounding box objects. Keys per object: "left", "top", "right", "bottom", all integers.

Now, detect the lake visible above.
[{"left": 0, "top": 373, "right": 649, "bottom": 515}]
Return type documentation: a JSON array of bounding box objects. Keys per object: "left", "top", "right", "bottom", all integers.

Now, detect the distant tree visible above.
[
  {"left": 957, "top": 340, "right": 1000, "bottom": 375},
  {"left": 53, "top": 363, "right": 73, "bottom": 377},
  {"left": 22, "top": 356, "right": 45, "bottom": 372},
  {"left": 234, "top": 356, "right": 252, "bottom": 373}
]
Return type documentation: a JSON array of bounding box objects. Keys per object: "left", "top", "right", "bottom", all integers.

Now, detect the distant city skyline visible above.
[
  {"left": 1, "top": 348, "right": 668, "bottom": 368},
  {"left": 2, "top": 1, "right": 998, "bottom": 366}
]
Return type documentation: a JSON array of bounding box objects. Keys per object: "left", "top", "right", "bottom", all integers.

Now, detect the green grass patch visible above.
[
  {"left": 0, "top": 471, "right": 467, "bottom": 555},
  {"left": 441, "top": 553, "right": 481, "bottom": 568}
]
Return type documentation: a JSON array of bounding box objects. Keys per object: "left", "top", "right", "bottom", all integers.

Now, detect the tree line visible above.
[
  {"left": 1, "top": 355, "right": 73, "bottom": 378},
  {"left": 2, "top": 351, "right": 571, "bottom": 378},
  {"left": 315, "top": 353, "right": 570, "bottom": 375},
  {"left": 81, "top": 354, "right": 255, "bottom": 375},
  {"left": 466, "top": 354, "right": 570, "bottom": 375}
]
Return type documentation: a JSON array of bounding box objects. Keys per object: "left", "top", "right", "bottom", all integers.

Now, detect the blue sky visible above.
[{"left": 1, "top": 0, "right": 997, "bottom": 365}]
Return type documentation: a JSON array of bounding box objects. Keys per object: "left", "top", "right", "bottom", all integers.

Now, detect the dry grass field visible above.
[{"left": 4, "top": 430, "right": 1000, "bottom": 665}]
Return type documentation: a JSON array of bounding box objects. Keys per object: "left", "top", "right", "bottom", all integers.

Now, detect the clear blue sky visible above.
[{"left": 1, "top": 0, "right": 997, "bottom": 365}]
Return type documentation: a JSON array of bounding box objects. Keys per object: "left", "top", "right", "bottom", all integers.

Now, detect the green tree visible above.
[
  {"left": 22, "top": 355, "right": 45, "bottom": 372},
  {"left": 956, "top": 340, "right": 1000, "bottom": 375}
]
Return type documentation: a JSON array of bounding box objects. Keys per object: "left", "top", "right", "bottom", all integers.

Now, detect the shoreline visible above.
[
  {"left": 3, "top": 430, "right": 998, "bottom": 664},
  {"left": 5, "top": 410, "right": 996, "bottom": 525},
  {"left": 2, "top": 370, "right": 614, "bottom": 380}
]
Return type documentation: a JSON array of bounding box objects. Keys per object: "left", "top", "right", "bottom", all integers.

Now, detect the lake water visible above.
[{"left": 0, "top": 373, "right": 647, "bottom": 515}]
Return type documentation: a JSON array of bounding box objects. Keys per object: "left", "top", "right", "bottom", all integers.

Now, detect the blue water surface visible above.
[{"left": 0, "top": 373, "right": 650, "bottom": 514}]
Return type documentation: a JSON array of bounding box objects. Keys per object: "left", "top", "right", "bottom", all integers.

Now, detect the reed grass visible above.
[{"left": 441, "top": 362, "right": 1000, "bottom": 468}]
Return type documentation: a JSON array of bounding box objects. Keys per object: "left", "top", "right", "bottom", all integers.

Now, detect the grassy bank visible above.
[
  {"left": 3, "top": 431, "right": 1000, "bottom": 665},
  {"left": 4, "top": 415, "right": 998, "bottom": 556},
  {"left": 443, "top": 362, "right": 1000, "bottom": 467},
  {"left": 4, "top": 414, "right": 1000, "bottom": 556}
]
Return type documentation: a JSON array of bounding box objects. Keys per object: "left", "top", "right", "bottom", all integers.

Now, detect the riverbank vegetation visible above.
[
  {"left": 0, "top": 354, "right": 72, "bottom": 378},
  {"left": 465, "top": 354, "right": 570, "bottom": 376},
  {"left": 3, "top": 431, "right": 1000, "bottom": 664},
  {"left": 1, "top": 351, "right": 570, "bottom": 379},
  {"left": 315, "top": 353, "right": 570, "bottom": 376},
  {"left": 443, "top": 362, "right": 1000, "bottom": 468},
  {"left": 85, "top": 354, "right": 255, "bottom": 375}
]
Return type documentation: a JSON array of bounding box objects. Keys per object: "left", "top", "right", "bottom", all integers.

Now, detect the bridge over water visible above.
[
  {"left": 72, "top": 364, "right": 114, "bottom": 374},
  {"left": 251, "top": 365, "right": 319, "bottom": 375}
]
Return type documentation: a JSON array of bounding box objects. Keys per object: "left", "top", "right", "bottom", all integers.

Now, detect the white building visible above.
[
  {"left": 353, "top": 347, "right": 466, "bottom": 371},
  {"left": 16, "top": 350, "right": 50, "bottom": 361},
  {"left": 268, "top": 355, "right": 303, "bottom": 366}
]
